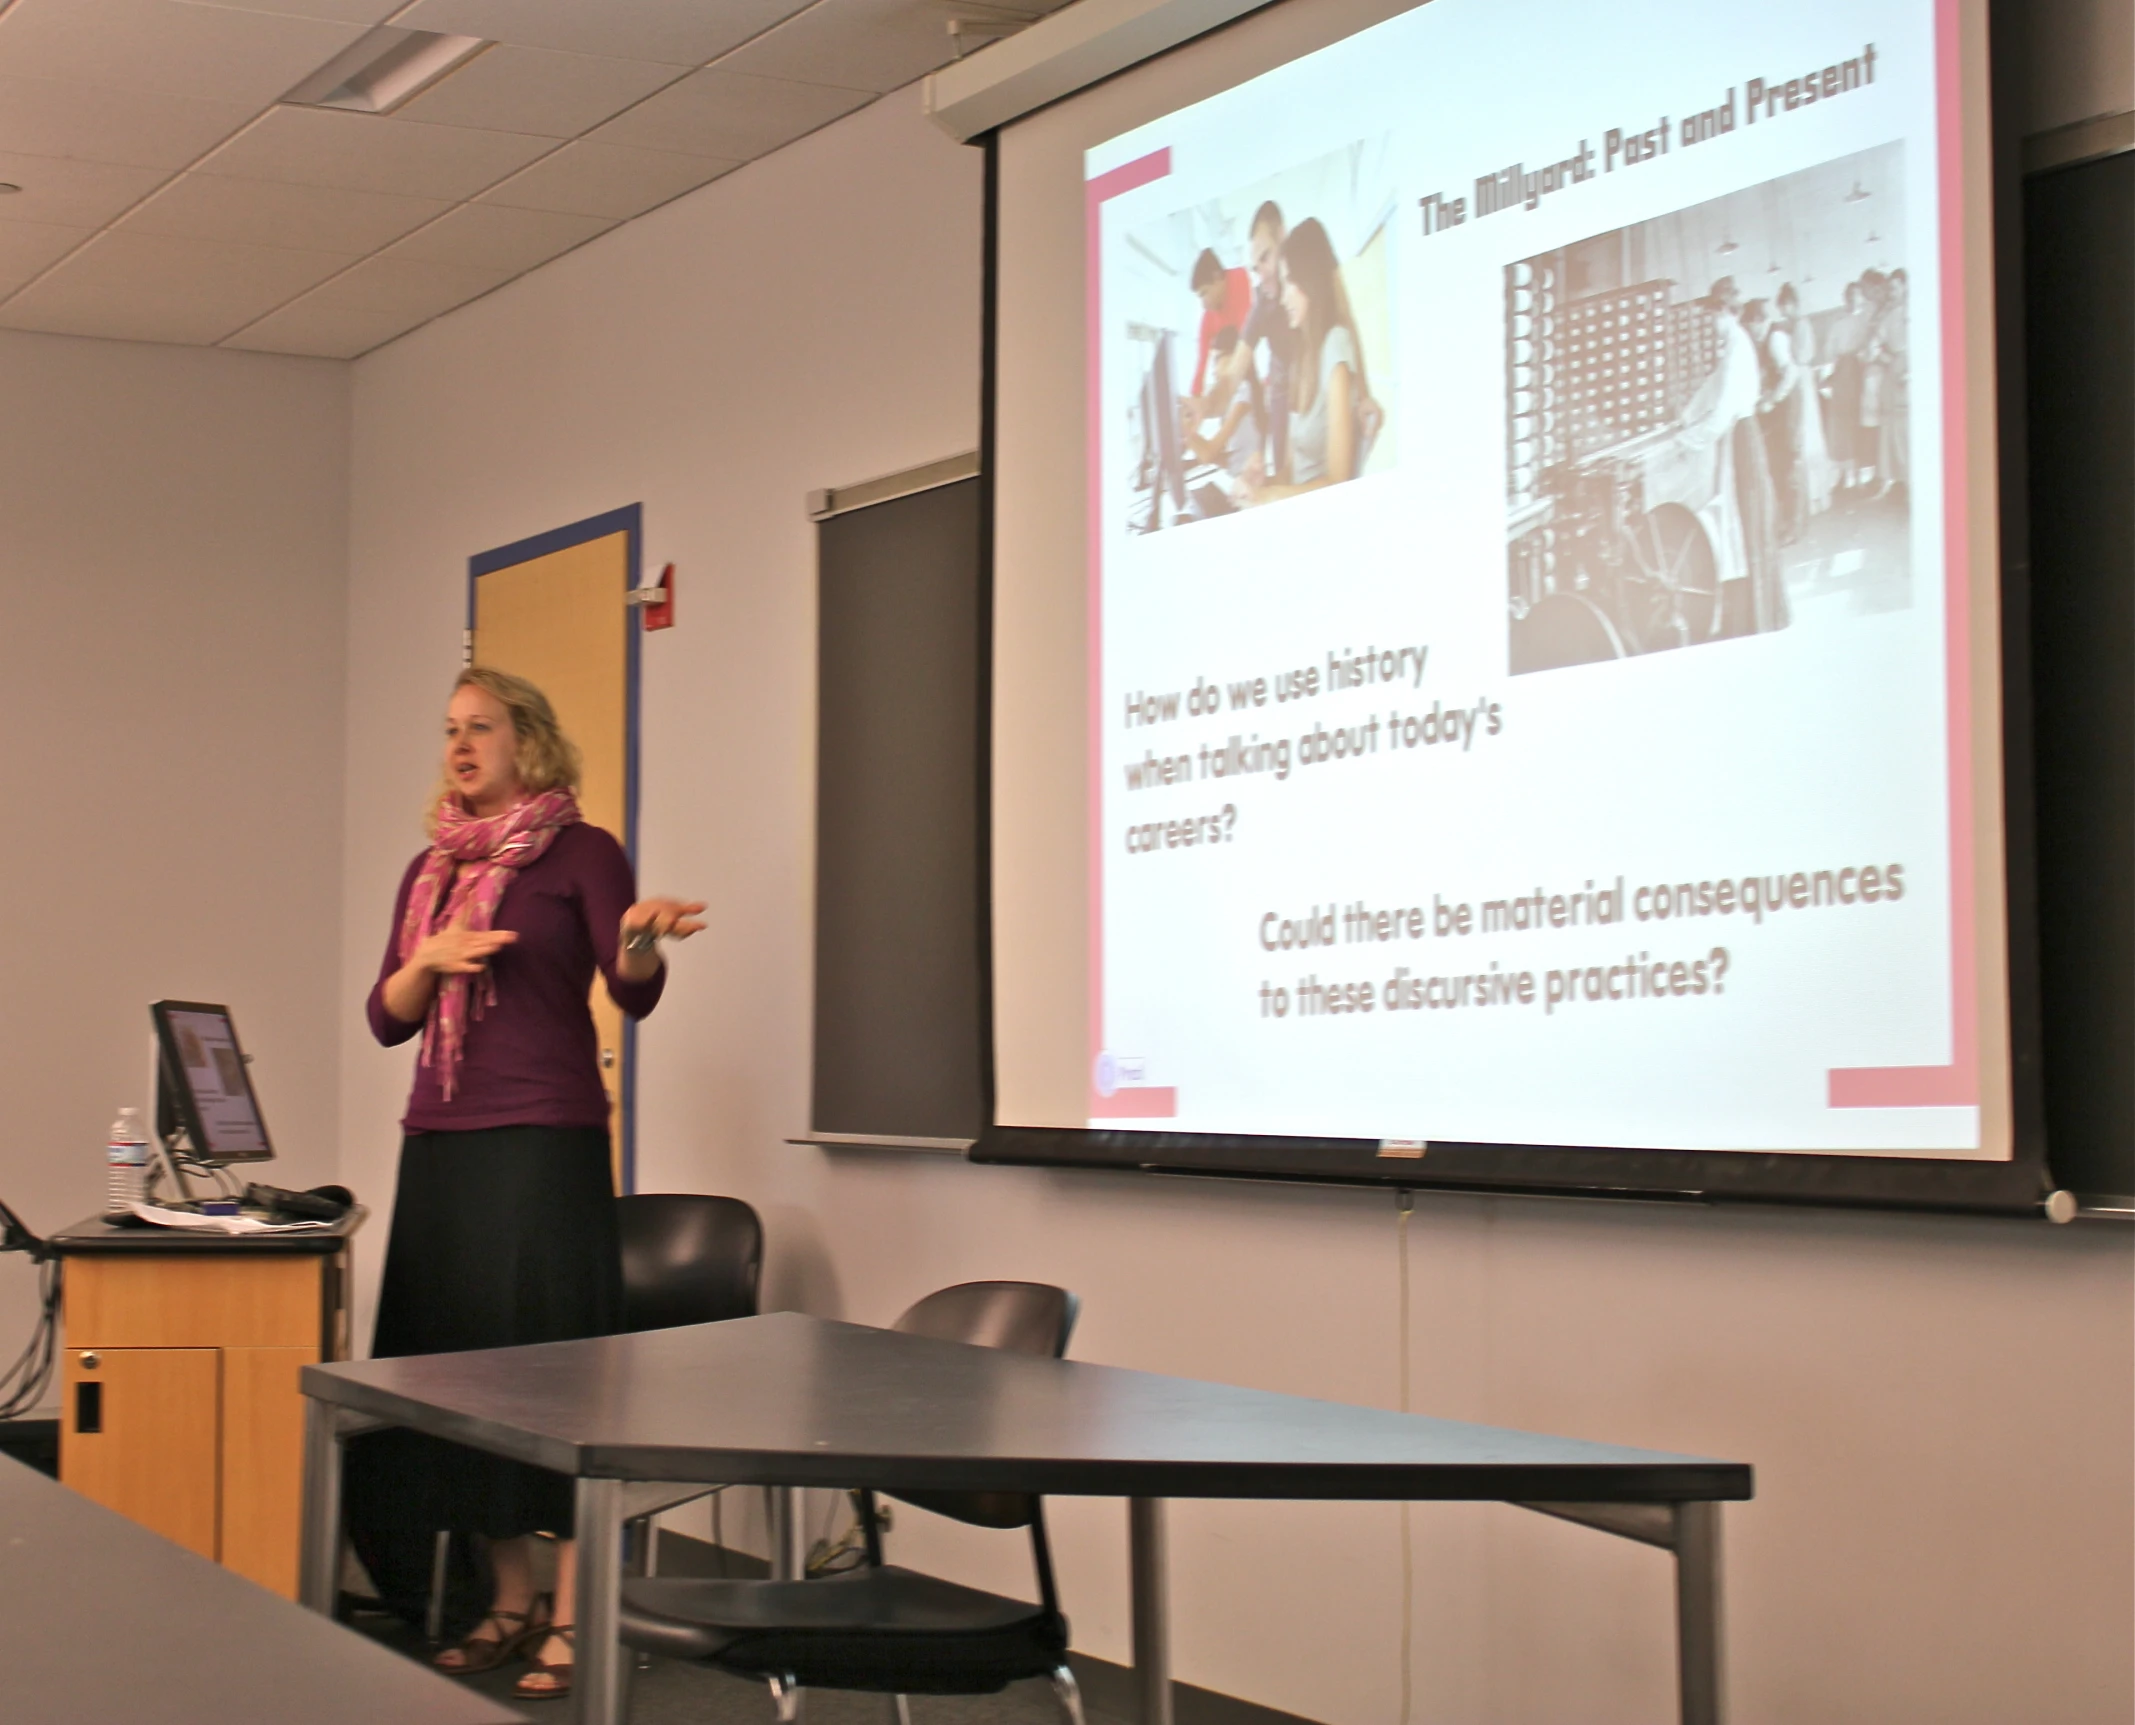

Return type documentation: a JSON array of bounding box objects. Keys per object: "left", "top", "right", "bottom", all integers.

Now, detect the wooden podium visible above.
[{"left": 49, "top": 1213, "right": 360, "bottom": 1599}]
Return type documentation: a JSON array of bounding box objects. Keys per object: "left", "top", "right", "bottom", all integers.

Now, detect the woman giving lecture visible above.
[{"left": 364, "top": 666, "right": 704, "bottom": 1701}]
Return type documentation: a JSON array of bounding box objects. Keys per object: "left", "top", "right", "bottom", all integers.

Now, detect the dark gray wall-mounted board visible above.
[
  {"left": 2024, "top": 148, "right": 2134, "bottom": 1206},
  {"left": 810, "top": 477, "right": 986, "bottom": 1146}
]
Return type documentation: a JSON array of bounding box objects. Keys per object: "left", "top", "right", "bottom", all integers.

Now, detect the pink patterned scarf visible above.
[{"left": 397, "top": 788, "right": 581, "bottom": 1099}]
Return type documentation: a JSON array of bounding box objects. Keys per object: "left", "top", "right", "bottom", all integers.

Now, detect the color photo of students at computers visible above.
[{"left": 1120, "top": 139, "right": 1397, "bottom": 533}]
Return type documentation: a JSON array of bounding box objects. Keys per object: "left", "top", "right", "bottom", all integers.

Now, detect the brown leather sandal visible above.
[
  {"left": 433, "top": 1607, "right": 542, "bottom": 1676},
  {"left": 513, "top": 1626, "right": 575, "bottom": 1701}
]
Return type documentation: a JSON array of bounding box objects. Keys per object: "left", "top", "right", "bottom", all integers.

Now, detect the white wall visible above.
[
  {"left": 0, "top": 329, "right": 349, "bottom": 1328},
  {"left": 338, "top": 78, "right": 2132, "bottom": 1725},
  {"left": 2012, "top": 0, "right": 2133, "bottom": 135}
]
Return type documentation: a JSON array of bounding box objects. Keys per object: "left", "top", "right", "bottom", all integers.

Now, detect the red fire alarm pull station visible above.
[{"left": 637, "top": 563, "right": 674, "bottom": 631}]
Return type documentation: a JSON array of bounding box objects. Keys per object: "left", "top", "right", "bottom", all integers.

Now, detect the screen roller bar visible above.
[{"left": 926, "top": 0, "right": 1276, "bottom": 141}]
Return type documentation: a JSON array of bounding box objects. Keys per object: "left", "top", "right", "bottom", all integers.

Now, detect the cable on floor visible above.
[{"left": 1397, "top": 1188, "right": 1414, "bottom": 1725}]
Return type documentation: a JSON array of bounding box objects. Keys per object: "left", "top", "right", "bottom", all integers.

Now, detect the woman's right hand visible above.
[{"left": 410, "top": 904, "right": 517, "bottom": 976}]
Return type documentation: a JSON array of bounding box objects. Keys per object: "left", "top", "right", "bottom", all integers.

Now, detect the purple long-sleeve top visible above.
[{"left": 368, "top": 822, "right": 665, "bottom": 1133}]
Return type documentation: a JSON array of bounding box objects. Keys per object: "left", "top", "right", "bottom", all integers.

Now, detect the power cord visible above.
[
  {"left": 145, "top": 1149, "right": 243, "bottom": 1208},
  {"left": 806, "top": 1489, "right": 879, "bottom": 1576},
  {"left": 1397, "top": 1188, "right": 1414, "bottom": 1725},
  {"left": 0, "top": 1199, "right": 58, "bottom": 1422},
  {"left": 699, "top": 1485, "right": 869, "bottom": 1579}
]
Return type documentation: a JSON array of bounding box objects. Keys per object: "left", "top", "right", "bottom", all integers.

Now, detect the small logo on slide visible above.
[
  {"left": 1094, "top": 1052, "right": 1119, "bottom": 1097},
  {"left": 1093, "top": 1053, "right": 1150, "bottom": 1096}
]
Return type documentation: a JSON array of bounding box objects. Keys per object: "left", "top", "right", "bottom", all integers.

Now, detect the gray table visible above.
[
  {"left": 0, "top": 1452, "right": 522, "bottom": 1725},
  {"left": 300, "top": 1313, "right": 1751, "bottom": 1725}
]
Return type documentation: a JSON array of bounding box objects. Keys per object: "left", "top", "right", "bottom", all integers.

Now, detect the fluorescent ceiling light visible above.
[{"left": 283, "top": 28, "right": 490, "bottom": 114}]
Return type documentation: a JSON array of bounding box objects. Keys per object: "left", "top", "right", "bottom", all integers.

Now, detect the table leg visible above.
[
  {"left": 1128, "top": 1498, "right": 1172, "bottom": 1725},
  {"left": 298, "top": 1397, "right": 344, "bottom": 1614},
  {"left": 769, "top": 1486, "right": 805, "bottom": 1580},
  {"left": 1674, "top": 1501, "right": 1725, "bottom": 1725},
  {"left": 574, "top": 1477, "right": 625, "bottom": 1725}
]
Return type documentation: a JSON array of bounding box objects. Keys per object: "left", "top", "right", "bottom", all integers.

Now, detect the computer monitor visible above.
[
  {"left": 150, "top": 1001, "right": 275, "bottom": 1164},
  {"left": 1137, "top": 329, "right": 1188, "bottom": 527}
]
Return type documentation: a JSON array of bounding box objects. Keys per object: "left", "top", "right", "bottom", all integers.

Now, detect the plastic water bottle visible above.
[{"left": 106, "top": 1107, "right": 150, "bottom": 1215}]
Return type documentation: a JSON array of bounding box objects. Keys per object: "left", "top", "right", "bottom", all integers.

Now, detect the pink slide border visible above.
[
  {"left": 1827, "top": 0, "right": 1980, "bottom": 1111},
  {"left": 1085, "top": 148, "right": 1180, "bottom": 1121}
]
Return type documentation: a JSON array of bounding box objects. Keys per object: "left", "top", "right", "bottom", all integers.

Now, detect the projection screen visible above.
[{"left": 983, "top": 0, "right": 2049, "bottom": 1209}]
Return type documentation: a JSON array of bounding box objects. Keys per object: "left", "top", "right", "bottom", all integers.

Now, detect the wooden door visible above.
[
  {"left": 471, "top": 517, "right": 636, "bottom": 1185},
  {"left": 61, "top": 1346, "right": 220, "bottom": 1558},
  {"left": 220, "top": 1345, "right": 317, "bottom": 1597}
]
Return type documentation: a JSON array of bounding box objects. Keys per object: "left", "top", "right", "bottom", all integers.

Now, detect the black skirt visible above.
[{"left": 356, "top": 1125, "right": 622, "bottom": 1542}]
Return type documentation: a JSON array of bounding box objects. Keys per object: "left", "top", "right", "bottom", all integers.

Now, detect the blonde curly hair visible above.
[{"left": 426, "top": 665, "right": 582, "bottom": 835}]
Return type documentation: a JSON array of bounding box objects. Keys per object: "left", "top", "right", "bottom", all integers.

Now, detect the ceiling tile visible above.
[
  {"left": 179, "top": 0, "right": 410, "bottom": 23},
  {"left": 715, "top": 0, "right": 959, "bottom": 96},
  {"left": 195, "top": 106, "right": 556, "bottom": 200},
  {"left": 0, "top": 154, "right": 171, "bottom": 227},
  {"left": 119, "top": 173, "right": 450, "bottom": 252},
  {"left": 393, "top": 44, "right": 687, "bottom": 139},
  {"left": 0, "top": 296, "right": 241, "bottom": 344},
  {"left": 296, "top": 252, "right": 511, "bottom": 317},
  {"left": 222, "top": 296, "right": 428, "bottom": 357},
  {"left": 0, "top": 228, "right": 352, "bottom": 343},
  {"left": 477, "top": 138, "right": 733, "bottom": 219},
  {"left": 395, "top": 0, "right": 818, "bottom": 68},
  {"left": 0, "top": 0, "right": 979, "bottom": 349},
  {"left": 0, "top": 0, "right": 366, "bottom": 109},
  {"left": 592, "top": 68, "right": 869, "bottom": 160},
  {"left": 0, "top": 75, "right": 254, "bottom": 169},
  {"left": 385, "top": 201, "right": 614, "bottom": 271},
  {"left": 0, "top": 217, "right": 93, "bottom": 293}
]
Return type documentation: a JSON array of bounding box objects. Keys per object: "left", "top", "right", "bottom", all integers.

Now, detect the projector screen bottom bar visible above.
[{"left": 973, "top": 1128, "right": 2059, "bottom": 1218}]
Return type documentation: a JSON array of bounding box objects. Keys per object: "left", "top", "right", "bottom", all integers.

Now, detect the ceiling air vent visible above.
[{"left": 283, "top": 28, "right": 490, "bottom": 115}]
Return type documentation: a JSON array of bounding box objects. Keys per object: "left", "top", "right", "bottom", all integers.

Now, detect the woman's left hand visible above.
[{"left": 619, "top": 899, "right": 707, "bottom": 973}]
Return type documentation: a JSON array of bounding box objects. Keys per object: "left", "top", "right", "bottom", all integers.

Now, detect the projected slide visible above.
[{"left": 1082, "top": 0, "right": 1987, "bottom": 1152}]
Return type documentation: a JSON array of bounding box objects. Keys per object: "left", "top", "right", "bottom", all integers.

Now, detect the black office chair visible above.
[
  {"left": 617, "top": 1281, "right": 1084, "bottom": 1724},
  {"left": 613, "top": 1194, "right": 765, "bottom": 1584},
  {"left": 617, "top": 1193, "right": 764, "bottom": 1331}
]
